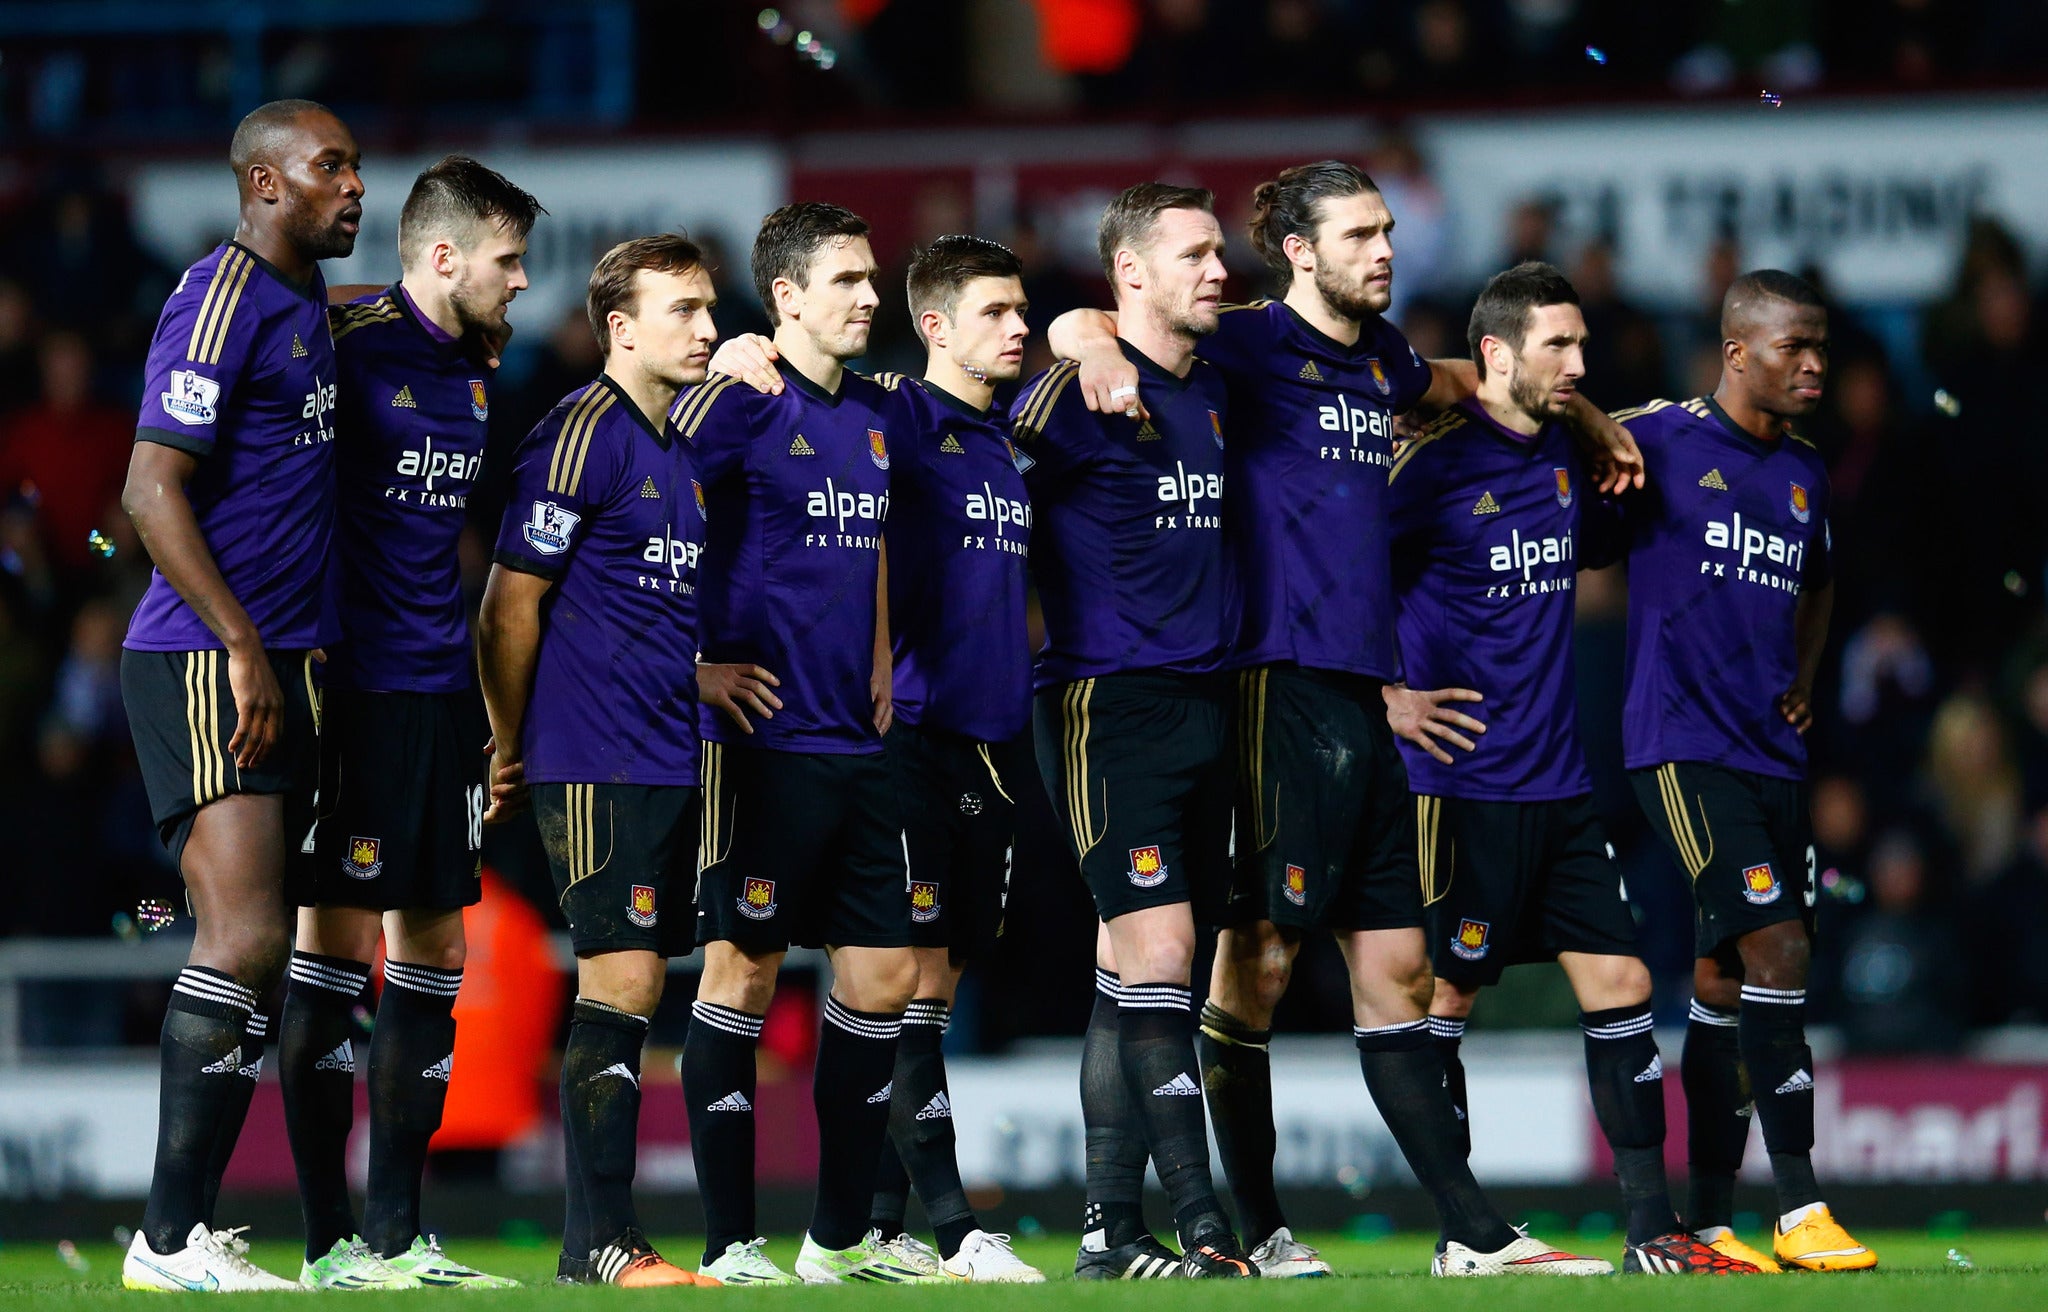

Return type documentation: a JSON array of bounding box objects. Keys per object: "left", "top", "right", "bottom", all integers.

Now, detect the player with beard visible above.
[
  {"left": 1613, "top": 271, "right": 1873, "bottom": 1273},
  {"left": 119, "top": 99, "right": 360, "bottom": 1293},
  {"left": 1018, "top": 183, "right": 1253, "bottom": 1280},
  {"left": 1049, "top": 162, "right": 1626, "bottom": 1277},
  {"left": 1387, "top": 263, "right": 1757, "bottom": 1275},
  {"left": 278, "top": 155, "right": 541, "bottom": 1291}
]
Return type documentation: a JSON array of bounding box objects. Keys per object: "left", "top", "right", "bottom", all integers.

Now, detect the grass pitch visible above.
[{"left": 3, "top": 1230, "right": 2041, "bottom": 1308}]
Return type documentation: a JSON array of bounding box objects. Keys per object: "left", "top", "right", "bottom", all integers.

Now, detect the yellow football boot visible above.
[
  {"left": 1694, "top": 1227, "right": 1781, "bottom": 1273},
  {"left": 1772, "top": 1205, "right": 1877, "bottom": 1272}
]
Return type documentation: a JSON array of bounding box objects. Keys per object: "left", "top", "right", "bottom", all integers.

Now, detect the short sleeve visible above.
[
  {"left": 492, "top": 398, "right": 621, "bottom": 579},
  {"left": 1804, "top": 468, "right": 1834, "bottom": 590},
  {"left": 1196, "top": 302, "right": 1272, "bottom": 376},
  {"left": 1009, "top": 362, "right": 1092, "bottom": 486},
  {"left": 672, "top": 375, "right": 755, "bottom": 488},
  {"left": 1377, "top": 322, "right": 1434, "bottom": 415},
  {"left": 1384, "top": 430, "right": 1440, "bottom": 552},
  {"left": 136, "top": 252, "right": 265, "bottom": 457}
]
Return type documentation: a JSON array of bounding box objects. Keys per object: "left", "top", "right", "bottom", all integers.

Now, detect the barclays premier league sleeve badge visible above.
[
  {"left": 523, "top": 500, "right": 581, "bottom": 555},
  {"left": 162, "top": 369, "right": 221, "bottom": 426}
]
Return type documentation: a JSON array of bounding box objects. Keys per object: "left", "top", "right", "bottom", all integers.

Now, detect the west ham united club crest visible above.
[
  {"left": 1450, "top": 918, "right": 1491, "bottom": 960},
  {"left": 1742, "top": 863, "right": 1781, "bottom": 905},
  {"left": 468, "top": 379, "right": 489, "bottom": 422},
  {"left": 1208, "top": 410, "right": 1224, "bottom": 449},
  {"left": 692, "top": 479, "right": 708, "bottom": 521},
  {"left": 343, "top": 835, "right": 383, "bottom": 880},
  {"left": 868, "top": 428, "right": 890, "bottom": 470},
  {"left": 910, "top": 881, "right": 941, "bottom": 924},
  {"left": 1283, "top": 864, "right": 1308, "bottom": 907},
  {"left": 1367, "top": 357, "right": 1390, "bottom": 397},
  {"left": 1554, "top": 466, "right": 1573, "bottom": 508},
  {"left": 738, "top": 877, "right": 777, "bottom": 920},
  {"left": 1789, "top": 482, "right": 1811, "bottom": 524},
  {"left": 627, "top": 884, "right": 658, "bottom": 928},
  {"left": 1127, "top": 845, "right": 1168, "bottom": 888}
]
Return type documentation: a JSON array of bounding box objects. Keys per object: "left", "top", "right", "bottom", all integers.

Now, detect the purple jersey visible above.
[
  {"left": 1198, "top": 299, "right": 1432, "bottom": 678},
  {"left": 1010, "top": 339, "right": 1232, "bottom": 686},
  {"left": 1615, "top": 397, "right": 1833, "bottom": 781},
  {"left": 874, "top": 373, "right": 1032, "bottom": 743},
  {"left": 325, "top": 287, "right": 490, "bottom": 693},
  {"left": 1388, "top": 400, "right": 1616, "bottom": 800},
  {"left": 125, "top": 242, "right": 339, "bottom": 652},
  {"left": 491, "top": 376, "right": 703, "bottom": 786},
  {"left": 673, "top": 363, "right": 892, "bottom": 755}
]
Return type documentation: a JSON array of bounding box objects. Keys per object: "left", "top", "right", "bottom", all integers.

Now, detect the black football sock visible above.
[
  {"left": 810, "top": 998, "right": 903, "bottom": 1251},
  {"left": 363, "top": 961, "right": 461, "bottom": 1258},
  {"left": 886, "top": 999, "right": 976, "bottom": 1258},
  {"left": 681, "top": 1000, "right": 764, "bottom": 1264},
  {"left": 1427, "top": 1015, "right": 1472, "bottom": 1161},
  {"left": 558, "top": 1065, "right": 589, "bottom": 1266},
  {"left": 280, "top": 951, "right": 371, "bottom": 1258},
  {"left": 1118, "top": 982, "right": 1230, "bottom": 1244},
  {"left": 1580, "top": 1006, "right": 1679, "bottom": 1244},
  {"left": 1355, "top": 1019, "right": 1516, "bottom": 1251},
  {"left": 1197, "top": 1001, "right": 1285, "bottom": 1244},
  {"left": 201, "top": 1009, "right": 268, "bottom": 1225},
  {"left": 561, "top": 999, "right": 649, "bottom": 1251},
  {"left": 144, "top": 968, "right": 261, "bottom": 1255},
  {"left": 1680, "top": 999, "right": 1749, "bottom": 1231},
  {"left": 1738, "top": 985, "right": 1821, "bottom": 1216},
  {"left": 870, "top": 1141, "right": 911, "bottom": 1238},
  {"left": 1080, "top": 970, "right": 1148, "bottom": 1250}
]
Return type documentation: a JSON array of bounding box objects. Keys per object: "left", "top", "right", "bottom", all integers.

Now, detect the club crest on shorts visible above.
[
  {"left": 910, "top": 880, "right": 941, "bottom": 924},
  {"left": 627, "top": 884, "right": 658, "bottom": 928},
  {"left": 1741, "top": 862, "right": 1781, "bottom": 905},
  {"left": 1554, "top": 466, "right": 1573, "bottom": 508},
  {"left": 1367, "top": 357, "right": 1390, "bottom": 396},
  {"left": 1127, "top": 845, "right": 1168, "bottom": 888},
  {"left": 868, "top": 427, "right": 890, "bottom": 470},
  {"left": 1284, "top": 864, "right": 1308, "bottom": 907},
  {"left": 1789, "top": 482, "right": 1811, "bottom": 523},
  {"left": 958, "top": 792, "right": 983, "bottom": 816},
  {"left": 738, "top": 877, "right": 777, "bottom": 920},
  {"left": 1450, "top": 918, "right": 1491, "bottom": 960},
  {"left": 343, "top": 836, "right": 383, "bottom": 880},
  {"left": 468, "top": 378, "right": 489, "bottom": 421}
]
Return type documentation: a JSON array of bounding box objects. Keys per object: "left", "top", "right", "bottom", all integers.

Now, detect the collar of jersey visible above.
[
  {"left": 594, "top": 372, "right": 674, "bottom": 448},
  {"left": 1276, "top": 298, "right": 1386, "bottom": 361},
  {"left": 1457, "top": 396, "right": 1562, "bottom": 453},
  {"left": 1700, "top": 393, "right": 1789, "bottom": 453},
  {"left": 915, "top": 376, "right": 995, "bottom": 422},
  {"left": 777, "top": 358, "right": 845, "bottom": 407},
  {"left": 1119, "top": 338, "right": 1195, "bottom": 393},
  {"left": 383, "top": 282, "right": 473, "bottom": 363},
  {"left": 226, "top": 239, "right": 323, "bottom": 302}
]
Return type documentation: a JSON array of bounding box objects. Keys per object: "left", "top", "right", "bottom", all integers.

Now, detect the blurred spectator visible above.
[
  {"left": 0, "top": 332, "right": 133, "bottom": 581},
  {"left": 1965, "top": 803, "right": 2048, "bottom": 1023},
  {"left": 1831, "top": 828, "right": 1961, "bottom": 1053},
  {"left": 1571, "top": 239, "right": 1666, "bottom": 410},
  {"left": 1373, "top": 132, "right": 1453, "bottom": 323},
  {"left": 1833, "top": 613, "right": 1938, "bottom": 817},
  {"left": 1921, "top": 691, "right": 2023, "bottom": 883}
]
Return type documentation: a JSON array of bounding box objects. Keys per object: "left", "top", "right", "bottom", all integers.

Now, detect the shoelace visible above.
[
  {"left": 971, "top": 1233, "right": 1021, "bottom": 1259},
  {"left": 203, "top": 1227, "right": 272, "bottom": 1277}
]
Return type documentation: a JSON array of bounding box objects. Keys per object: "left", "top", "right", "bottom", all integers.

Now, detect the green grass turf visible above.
[{"left": 5, "top": 1230, "right": 2041, "bottom": 1308}]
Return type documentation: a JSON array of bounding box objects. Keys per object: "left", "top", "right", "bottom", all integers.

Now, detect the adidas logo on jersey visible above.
[
  {"left": 314, "top": 1042, "right": 355, "bottom": 1074},
  {"left": 706, "top": 1091, "right": 753, "bottom": 1112},
  {"left": 391, "top": 385, "right": 417, "bottom": 408},
  {"left": 422, "top": 1054, "right": 453, "bottom": 1082},
  {"left": 1298, "top": 360, "right": 1324, "bottom": 381},
  {"left": 915, "top": 1092, "right": 953, "bottom": 1121},
  {"left": 640, "top": 476, "right": 661, "bottom": 499},
  {"left": 940, "top": 434, "right": 966, "bottom": 454},
  {"left": 1776, "top": 1068, "right": 1814, "bottom": 1095},
  {"left": 1152, "top": 1072, "right": 1201, "bottom": 1097},
  {"left": 290, "top": 333, "right": 308, "bottom": 359},
  {"left": 789, "top": 434, "right": 816, "bottom": 456},
  {"left": 1699, "top": 468, "right": 1729, "bottom": 491},
  {"left": 201, "top": 1046, "right": 245, "bottom": 1076},
  {"left": 1135, "top": 420, "right": 1162, "bottom": 442},
  {"left": 592, "top": 1062, "right": 640, "bottom": 1089},
  {"left": 1472, "top": 491, "right": 1501, "bottom": 515},
  {"left": 1634, "top": 1055, "right": 1664, "bottom": 1084}
]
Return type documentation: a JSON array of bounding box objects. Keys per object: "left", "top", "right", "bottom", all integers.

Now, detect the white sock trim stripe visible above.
[
  {"left": 1740, "top": 985, "right": 1807, "bottom": 1005},
  {"left": 287, "top": 959, "right": 371, "bottom": 996},
  {"left": 382, "top": 962, "right": 464, "bottom": 997},
  {"left": 1688, "top": 998, "right": 1740, "bottom": 1026},
  {"left": 1427, "top": 1017, "right": 1467, "bottom": 1040},
  {"left": 1353, "top": 1018, "right": 1431, "bottom": 1038},
  {"left": 824, "top": 997, "right": 904, "bottom": 1039},
  {"left": 1094, "top": 969, "right": 1122, "bottom": 1001},
  {"left": 173, "top": 969, "right": 258, "bottom": 1010},
  {"left": 245, "top": 1012, "right": 270, "bottom": 1039},
  {"left": 690, "top": 1000, "right": 766, "bottom": 1038},
  {"left": 1583, "top": 1013, "right": 1657, "bottom": 1038},
  {"left": 902, "top": 1003, "right": 951, "bottom": 1029}
]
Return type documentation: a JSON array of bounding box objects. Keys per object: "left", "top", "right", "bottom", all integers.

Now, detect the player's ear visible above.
[
  {"left": 1112, "top": 246, "right": 1142, "bottom": 294},
  {"left": 1723, "top": 337, "right": 1744, "bottom": 372},
  {"left": 607, "top": 309, "right": 633, "bottom": 353},
  {"left": 1281, "top": 230, "right": 1315, "bottom": 276},
  {"left": 432, "top": 239, "right": 460, "bottom": 279},
  {"left": 1481, "top": 333, "right": 1512, "bottom": 379},
  {"left": 245, "top": 163, "right": 279, "bottom": 204},
  {"left": 919, "top": 309, "right": 948, "bottom": 352},
  {"left": 772, "top": 276, "right": 801, "bottom": 325}
]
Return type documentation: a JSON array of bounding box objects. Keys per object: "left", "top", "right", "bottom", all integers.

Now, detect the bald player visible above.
[
  {"left": 1612, "top": 270, "right": 1872, "bottom": 1274},
  {"left": 119, "top": 99, "right": 361, "bottom": 1292}
]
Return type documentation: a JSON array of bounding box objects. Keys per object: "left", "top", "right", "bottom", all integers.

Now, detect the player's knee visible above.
[
  {"left": 1692, "top": 959, "right": 1742, "bottom": 1011},
  {"left": 220, "top": 925, "right": 291, "bottom": 994},
  {"left": 837, "top": 949, "right": 918, "bottom": 1013},
  {"left": 1737, "top": 924, "right": 1810, "bottom": 991},
  {"left": 1430, "top": 978, "right": 1478, "bottom": 1020}
]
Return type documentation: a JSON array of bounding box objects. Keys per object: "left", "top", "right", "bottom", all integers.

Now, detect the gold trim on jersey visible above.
[
  {"left": 1607, "top": 399, "right": 1674, "bottom": 424},
  {"left": 1060, "top": 678, "right": 1104, "bottom": 859},
  {"left": 1654, "top": 764, "right": 1715, "bottom": 880},
  {"left": 974, "top": 742, "right": 1014, "bottom": 804},
  {"left": 672, "top": 374, "right": 742, "bottom": 440},
  {"left": 1237, "top": 668, "right": 1279, "bottom": 853},
  {"left": 698, "top": 741, "right": 735, "bottom": 871},
  {"left": 187, "top": 249, "right": 256, "bottom": 365},
  {"left": 546, "top": 386, "right": 616, "bottom": 497},
  {"left": 1681, "top": 397, "right": 1713, "bottom": 420},
  {"left": 330, "top": 295, "right": 401, "bottom": 343},
  {"left": 870, "top": 370, "right": 907, "bottom": 392},
  {"left": 1218, "top": 300, "right": 1273, "bottom": 314},
  {"left": 1013, "top": 360, "right": 1078, "bottom": 438},
  {"left": 303, "top": 652, "right": 321, "bottom": 734},
  {"left": 1388, "top": 409, "right": 1466, "bottom": 483},
  {"left": 1416, "top": 794, "right": 1454, "bottom": 905}
]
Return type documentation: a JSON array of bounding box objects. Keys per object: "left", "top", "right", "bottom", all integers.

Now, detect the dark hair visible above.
[
  {"left": 397, "top": 154, "right": 546, "bottom": 267},
  {"left": 1720, "top": 268, "right": 1825, "bottom": 338},
  {"left": 906, "top": 235, "right": 1024, "bottom": 341},
  {"left": 1096, "top": 182, "right": 1214, "bottom": 285},
  {"left": 1467, "top": 261, "right": 1581, "bottom": 365},
  {"left": 1247, "top": 160, "right": 1380, "bottom": 281},
  {"left": 750, "top": 201, "right": 871, "bottom": 327},
  {"left": 587, "top": 233, "right": 705, "bottom": 352},
  {"left": 228, "top": 98, "right": 338, "bottom": 175}
]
